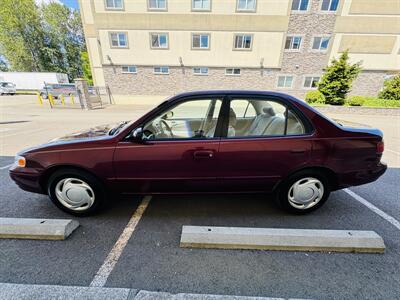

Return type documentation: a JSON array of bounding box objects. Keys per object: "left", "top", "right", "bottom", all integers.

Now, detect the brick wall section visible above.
[
  {"left": 104, "top": 66, "right": 283, "bottom": 96},
  {"left": 349, "top": 71, "right": 387, "bottom": 97},
  {"left": 280, "top": 0, "right": 337, "bottom": 98}
]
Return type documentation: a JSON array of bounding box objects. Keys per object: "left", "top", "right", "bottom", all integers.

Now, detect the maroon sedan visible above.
[{"left": 10, "top": 91, "right": 386, "bottom": 216}]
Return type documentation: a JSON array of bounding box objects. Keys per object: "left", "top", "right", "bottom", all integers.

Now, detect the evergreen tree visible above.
[
  {"left": 318, "top": 50, "right": 362, "bottom": 105},
  {"left": 379, "top": 74, "right": 400, "bottom": 101}
]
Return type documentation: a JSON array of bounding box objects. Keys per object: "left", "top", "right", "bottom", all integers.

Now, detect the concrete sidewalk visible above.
[{"left": 0, "top": 283, "right": 309, "bottom": 300}]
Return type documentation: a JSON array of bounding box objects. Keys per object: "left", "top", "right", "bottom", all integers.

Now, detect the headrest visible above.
[
  {"left": 262, "top": 106, "right": 275, "bottom": 116},
  {"left": 229, "top": 108, "right": 237, "bottom": 127}
]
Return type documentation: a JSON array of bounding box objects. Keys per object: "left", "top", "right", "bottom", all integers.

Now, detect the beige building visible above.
[{"left": 79, "top": 0, "right": 400, "bottom": 103}]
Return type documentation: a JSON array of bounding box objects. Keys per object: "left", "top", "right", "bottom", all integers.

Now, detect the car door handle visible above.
[
  {"left": 193, "top": 150, "right": 214, "bottom": 159},
  {"left": 290, "top": 149, "right": 306, "bottom": 154}
]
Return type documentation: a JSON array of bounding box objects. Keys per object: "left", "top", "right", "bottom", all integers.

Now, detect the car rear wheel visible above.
[
  {"left": 275, "top": 170, "right": 330, "bottom": 214},
  {"left": 47, "top": 168, "right": 106, "bottom": 216}
]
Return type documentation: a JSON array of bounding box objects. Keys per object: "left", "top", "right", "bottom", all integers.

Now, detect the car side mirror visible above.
[{"left": 131, "top": 127, "right": 145, "bottom": 143}]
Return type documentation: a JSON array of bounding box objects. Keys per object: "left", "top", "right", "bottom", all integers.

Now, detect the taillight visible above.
[{"left": 377, "top": 141, "right": 384, "bottom": 154}]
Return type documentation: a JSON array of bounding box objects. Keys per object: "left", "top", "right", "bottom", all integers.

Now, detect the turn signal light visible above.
[
  {"left": 15, "top": 156, "right": 26, "bottom": 168},
  {"left": 377, "top": 141, "right": 384, "bottom": 154}
]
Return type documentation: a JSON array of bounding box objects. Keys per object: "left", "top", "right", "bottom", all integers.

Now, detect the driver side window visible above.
[{"left": 143, "top": 98, "right": 222, "bottom": 140}]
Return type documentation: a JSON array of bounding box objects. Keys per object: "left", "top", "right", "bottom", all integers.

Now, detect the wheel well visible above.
[
  {"left": 274, "top": 166, "right": 338, "bottom": 192},
  {"left": 39, "top": 165, "right": 101, "bottom": 192}
]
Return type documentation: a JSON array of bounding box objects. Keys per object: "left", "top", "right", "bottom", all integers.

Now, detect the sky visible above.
[{"left": 35, "top": 0, "right": 79, "bottom": 9}]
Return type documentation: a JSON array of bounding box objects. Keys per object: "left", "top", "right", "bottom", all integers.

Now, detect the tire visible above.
[
  {"left": 47, "top": 168, "right": 107, "bottom": 216},
  {"left": 275, "top": 170, "right": 331, "bottom": 214},
  {"left": 40, "top": 93, "right": 48, "bottom": 99}
]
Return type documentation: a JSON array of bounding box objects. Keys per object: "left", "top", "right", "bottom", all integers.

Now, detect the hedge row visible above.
[{"left": 305, "top": 91, "right": 400, "bottom": 108}]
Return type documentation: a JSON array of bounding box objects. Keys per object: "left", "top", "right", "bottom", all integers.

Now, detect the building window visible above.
[
  {"left": 237, "top": 0, "right": 256, "bottom": 11},
  {"left": 303, "top": 76, "right": 320, "bottom": 88},
  {"left": 148, "top": 0, "right": 167, "bottom": 10},
  {"left": 193, "top": 67, "right": 209, "bottom": 75},
  {"left": 225, "top": 68, "right": 241, "bottom": 76},
  {"left": 192, "top": 34, "right": 210, "bottom": 49},
  {"left": 285, "top": 36, "right": 302, "bottom": 50},
  {"left": 277, "top": 76, "right": 294, "bottom": 88},
  {"left": 154, "top": 66, "right": 169, "bottom": 74},
  {"left": 105, "top": 0, "right": 123, "bottom": 9},
  {"left": 151, "top": 33, "right": 168, "bottom": 49},
  {"left": 291, "top": 0, "right": 309, "bottom": 11},
  {"left": 312, "top": 36, "right": 330, "bottom": 50},
  {"left": 110, "top": 32, "right": 128, "bottom": 48},
  {"left": 122, "top": 66, "right": 137, "bottom": 74},
  {"left": 321, "top": 0, "right": 339, "bottom": 11},
  {"left": 192, "top": 0, "right": 210, "bottom": 10},
  {"left": 234, "top": 34, "right": 252, "bottom": 50}
]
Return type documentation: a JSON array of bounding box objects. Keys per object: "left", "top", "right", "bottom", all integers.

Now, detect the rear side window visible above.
[{"left": 227, "top": 98, "right": 306, "bottom": 138}]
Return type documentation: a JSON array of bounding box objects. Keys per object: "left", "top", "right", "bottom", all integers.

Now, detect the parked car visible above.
[
  {"left": 0, "top": 82, "right": 16, "bottom": 95},
  {"left": 40, "top": 83, "right": 76, "bottom": 99},
  {"left": 9, "top": 91, "right": 386, "bottom": 216}
]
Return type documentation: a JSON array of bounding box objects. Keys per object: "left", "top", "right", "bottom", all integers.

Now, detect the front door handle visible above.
[
  {"left": 290, "top": 149, "right": 306, "bottom": 154},
  {"left": 193, "top": 150, "right": 214, "bottom": 159}
]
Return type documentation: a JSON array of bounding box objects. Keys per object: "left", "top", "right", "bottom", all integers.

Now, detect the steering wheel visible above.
[{"left": 157, "top": 119, "right": 173, "bottom": 137}]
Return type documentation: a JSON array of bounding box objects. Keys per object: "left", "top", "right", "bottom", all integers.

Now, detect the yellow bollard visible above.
[
  {"left": 70, "top": 93, "right": 75, "bottom": 105},
  {"left": 36, "top": 92, "right": 43, "bottom": 105},
  {"left": 61, "top": 94, "right": 65, "bottom": 105},
  {"left": 48, "top": 93, "right": 55, "bottom": 106}
]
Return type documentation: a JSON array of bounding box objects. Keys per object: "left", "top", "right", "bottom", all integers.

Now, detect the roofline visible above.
[{"left": 169, "top": 90, "right": 305, "bottom": 105}]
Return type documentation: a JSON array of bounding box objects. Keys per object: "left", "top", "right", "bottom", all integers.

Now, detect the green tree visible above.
[
  {"left": 0, "top": 0, "right": 86, "bottom": 80},
  {"left": 0, "top": 55, "right": 8, "bottom": 71},
  {"left": 379, "top": 74, "right": 400, "bottom": 101},
  {"left": 318, "top": 50, "right": 362, "bottom": 105},
  {"left": 81, "top": 51, "right": 93, "bottom": 85},
  {"left": 0, "top": 0, "right": 54, "bottom": 72},
  {"left": 41, "top": 2, "right": 86, "bottom": 80}
]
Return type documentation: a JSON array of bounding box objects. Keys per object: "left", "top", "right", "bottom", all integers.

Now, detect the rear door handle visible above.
[
  {"left": 290, "top": 149, "right": 306, "bottom": 154},
  {"left": 193, "top": 150, "right": 214, "bottom": 159}
]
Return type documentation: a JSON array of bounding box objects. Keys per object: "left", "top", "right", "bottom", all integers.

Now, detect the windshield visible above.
[{"left": 1, "top": 82, "right": 13, "bottom": 87}]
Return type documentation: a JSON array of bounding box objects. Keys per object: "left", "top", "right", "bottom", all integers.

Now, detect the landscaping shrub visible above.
[
  {"left": 346, "top": 96, "right": 365, "bottom": 106},
  {"left": 305, "top": 90, "right": 325, "bottom": 105},
  {"left": 318, "top": 50, "right": 362, "bottom": 105},
  {"left": 379, "top": 74, "right": 400, "bottom": 101},
  {"left": 362, "top": 97, "right": 400, "bottom": 108}
]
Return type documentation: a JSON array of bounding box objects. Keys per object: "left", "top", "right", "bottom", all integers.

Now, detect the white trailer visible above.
[{"left": 0, "top": 72, "right": 69, "bottom": 90}]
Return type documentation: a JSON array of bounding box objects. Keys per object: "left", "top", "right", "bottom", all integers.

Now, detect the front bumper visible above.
[{"left": 9, "top": 166, "right": 45, "bottom": 194}]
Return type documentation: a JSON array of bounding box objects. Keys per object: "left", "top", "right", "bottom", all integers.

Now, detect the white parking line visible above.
[
  {"left": 344, "top": 189, "right": 400, "bottom": 231},
  {"left": 89, "top": 195, "right": 152, "bottom": 287},
  {"left": 0, "top": 164, "right": 13, "bottom": 170}
]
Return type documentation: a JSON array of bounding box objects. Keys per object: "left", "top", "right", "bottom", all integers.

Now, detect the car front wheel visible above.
[
  {"left": 47, "top": 168, "right": 106, "bottom": 216},
  {"left": 276, "top": 170, "right": 330, "bottom": 214}
]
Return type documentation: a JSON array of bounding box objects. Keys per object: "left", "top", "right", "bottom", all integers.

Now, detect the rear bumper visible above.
[
  {"left": 337, "top": 162, "right": 387, "bottom": 189},
  {"left": 9, "top": 167, "right": 45, "bottom": 194}
]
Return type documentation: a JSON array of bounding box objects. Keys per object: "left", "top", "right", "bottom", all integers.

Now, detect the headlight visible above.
[{"left": 14, "top": 155, "right": 26, "bottom": 168}]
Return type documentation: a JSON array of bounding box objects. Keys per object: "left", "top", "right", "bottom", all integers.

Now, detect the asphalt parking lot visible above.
[{"left": 1, "top": 95, "right": 399, "bottom": 299}]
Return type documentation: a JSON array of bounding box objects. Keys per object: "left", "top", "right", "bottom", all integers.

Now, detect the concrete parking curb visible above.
[
  {"left": 0, "top": 218, "right": 79, "bottom": 240},
  {"left": 180, "top": 226, "right": 385, "bottom": 253},
  {"left": 0, "top": 283, "right": 310, "bottom": 300}
]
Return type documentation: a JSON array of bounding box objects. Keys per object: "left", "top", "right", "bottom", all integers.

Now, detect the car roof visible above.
[{"left": 169, "top": 90, "right": 304, "bottom": 104}]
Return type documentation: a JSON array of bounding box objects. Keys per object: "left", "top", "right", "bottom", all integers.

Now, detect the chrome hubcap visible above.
[
  {"left": 55, "top": 178, "right": 95, "bottom": 211},
  {"left": 288, "top": 177, "right": 324, "bottom": 210}
]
